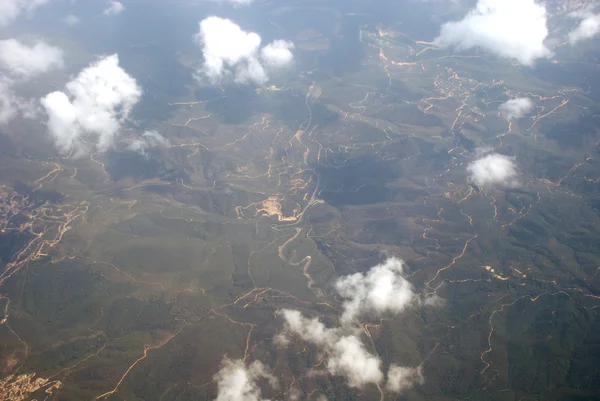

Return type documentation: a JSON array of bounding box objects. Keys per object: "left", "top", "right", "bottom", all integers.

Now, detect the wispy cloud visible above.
[
  {"left": 568, "top": 7, "right": 600, "bottom": 44},
  {"left": 0, "top": 0, "right": 50, "bottom": 27},
  {"left": 127, "top": 130, "right": 170, "bottom": 158},
  {"left": 103, "top": 1, "right": 125, "bottom": 16}
]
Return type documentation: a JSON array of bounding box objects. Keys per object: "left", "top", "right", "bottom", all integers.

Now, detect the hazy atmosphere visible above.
[{"left": 0, "top": 0, "right": 600, "bottom": 400}]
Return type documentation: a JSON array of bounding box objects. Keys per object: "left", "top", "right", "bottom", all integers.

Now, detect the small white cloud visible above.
[
  {"left": 568, "top": 8, "right": 600, "bottom": 44},
  {"left": 467, "top": 153, "right": 519, "bottom": 187},
  {"left": 128, "top": 130, "right": 169, "bottom": 157},
  {"left": 0, "top": 0, "right": 50, "bottom": 27},
  {"left": 103, "top": 1, "right": 125, "bottom": 16},
  {"left": 335, "top": 257, "right": 415, "bottom": 324},
  {"left": 0, "top": 39, "right": 64, "bottom": 78},
  {"left": 212, "top": 0, "right": 254, "bottom": 5},
  {"left": 40, "top": 54, "right": 142, "bottom": 155},
  {"left": 433, "top": 0, "right": 551, "bottom": 65},
  {"left": 498, "top": 97, "right": 534, "bottom": 120},
  {"left": 386, "top": 365, "right": 424, "bottom": 393},
  {"left": 278, "top": 310, "right": 384, "bottom": 388},
  {"left": 63, "top": 14, "right": 80, "bottom": 25},
  {"left": 260, "top": 40, "right": 294, "bottom": 68},
  {"left": 214, "top": 358, "right": 278, "bottom": 401},
  {"left": 195, "top": 16, "right": 294, "bottom": 85}
]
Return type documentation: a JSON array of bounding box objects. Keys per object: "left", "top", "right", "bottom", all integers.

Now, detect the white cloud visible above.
[
  {"left": 195, "top": 16, "right": 294, "bottom": 85},
  {"left": 274, "top": 257, "right": 431, "bottom": 392},
  {"left": 0, "top": 85, "right": 38, "bottom": 124},
  {"left": 433, "top": 0, "right": 551, "bottom": 65},
  {"left": 278, "top": 309, "right": 424, "bottom": 393},
  {"left": 278, "top": 310, "right": 384, "bottom": 388},
  {"left": 212, "top": 0, "right": 254, "bottom": 5},
  {"left": 0, "top": 0, "right": 50, "bottom": 27},
  {"left": 386, "top": 365, "right": 424, "bottom": 393},
  {"left": 467, "top": 153, "right": 518, "bottom": 187},
  {"left": 63, "top": 14, "right": 80, "bottom": 25},
  {"left": 214, "top": 358, "right": 278, "bottom": 401},
  {"left": 568, "top": 8, "right": 600, "bottom": 44},
  {"left": 0, "top": 78, "right": 20, "bottom": 124},
  {"left": 128, "top": 130, "right": 169, "bottom": 157},
  {"left": 335, "top": 257, "right": 415, "bottom": 324},
  {"left": 498, "top": 97, "right": 533, "bottom": 120},
  {"left": 0, "top": 39, "right": 64, "bottom": 78},
  {"left": 103, "top": 1, "right": 125, "bottom": 16},
  {"left": 260, "top": 40, "right": 294, "bottom": 68},
  {"left": 40, "top": 54, "right": 142, "bottom": 155},
  {"left": 0, "top": 39, "right": 63, "bottom": 125}
]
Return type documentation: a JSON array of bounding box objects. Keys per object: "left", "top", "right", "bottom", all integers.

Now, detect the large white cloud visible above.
[
  {"left": 434, "top": 0, "right": 551, "bottom": 65},
  {"left": 0, "top": 0, "right": 50, "bottom": 27},
  {"left": 40, "top": 54, "right": 142, "bottom": 155},
  {"left": 0, "top": 39, "right": 64, "bottom": 78},
  {"left": 498, "top": 97, "right": 533, "bottom": 120},
  {"left": 568, "top": 8, "right": 600, "bottom": 44},
  {"left": 467, "top": 153, "right": 519, "bottom": 187},
  {"left": 214, "top": 358, "right": 278, "bottom": 401},
  {"left": 195, "top": 16, "right": 294, "bottom": 85},
  {"left": 335, "top": 257, "right": 415, "bottom": 324},
  {"left": 103, "top": 1, "right": 125, "bottom": 16}
]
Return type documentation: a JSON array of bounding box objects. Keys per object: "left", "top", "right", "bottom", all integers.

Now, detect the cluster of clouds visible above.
[
  {"left": 195, "top": 16, "right": 294, "bottom": 85},
  {"left": 434, "top": 0, "right": 600, "bottom": 66},
  {"left": 214, "top": 258, "right": 427, "bottom": 400},
  {"left": 277, "top": 309, "right": 424, "bottom": 391},
  {"left": 463, "top": 97, "right": 530, "bottom": 189},
  {"left": 0, "top": 1, "right": 295, "bottom": 156}
]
